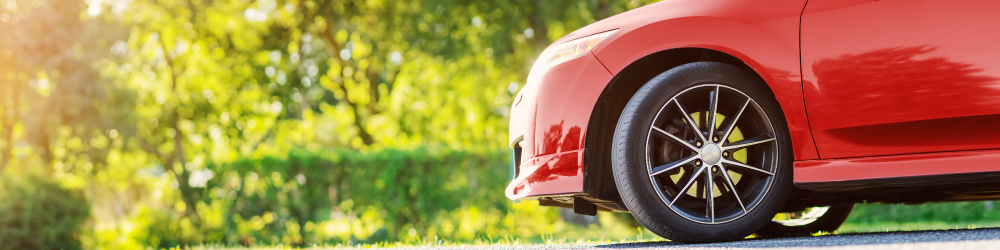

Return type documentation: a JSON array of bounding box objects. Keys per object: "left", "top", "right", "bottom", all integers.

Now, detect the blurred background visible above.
[{"left": 2, "top": 0, "right": 1000, "bottom": 249}]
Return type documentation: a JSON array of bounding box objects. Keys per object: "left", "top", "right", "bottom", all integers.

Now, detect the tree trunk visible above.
[
  {"left": 172, "top": 112, "right": 202, "bottom": 220},
  {"left": 0, "top": 81, "right": 23, "bottom": 173},
  {"left": 316, "top": 23, "right": 376, "bottom": 146},
  {"left": 161, "top": 41, "right": 201, "bottom": 220},
  {"left": 527, "top": 1, "right": 552, "bottom": 52}
]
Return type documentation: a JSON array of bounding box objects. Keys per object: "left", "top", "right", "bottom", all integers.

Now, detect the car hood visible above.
[{"left": 551, "top": 0, "right": 788, "bottom": 47}]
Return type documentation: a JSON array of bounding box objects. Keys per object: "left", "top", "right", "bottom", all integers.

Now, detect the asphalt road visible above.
[{"left": 415, "top": 228, "right": 1000, "bottom": 250}]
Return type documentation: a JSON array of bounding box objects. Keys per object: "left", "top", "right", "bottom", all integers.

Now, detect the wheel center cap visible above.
[{"left": 701, "top": 144, "right": 723, "bottom": 165}]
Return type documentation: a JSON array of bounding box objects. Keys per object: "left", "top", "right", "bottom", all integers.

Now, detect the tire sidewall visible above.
[{"left": 612, "top": 62, "right": 794, "bottom": 243}]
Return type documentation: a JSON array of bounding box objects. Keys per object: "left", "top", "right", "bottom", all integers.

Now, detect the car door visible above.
[{"left": 801, "top": 0, "right": 1000, "bottom": 159}]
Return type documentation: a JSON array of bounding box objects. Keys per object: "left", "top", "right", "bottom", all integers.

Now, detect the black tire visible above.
[
  {"left": 756, "top": 204, "right": 855, "bottom": 238},
  {"left": 611, "top": 62, "right": 794, "bottom": 243}
]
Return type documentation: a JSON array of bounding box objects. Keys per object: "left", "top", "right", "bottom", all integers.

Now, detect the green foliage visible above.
[
  {"left": 847, "top": 201, "right": 1000, "bottom": 224},
  {"left": 0, "top": 173, "right": 90, "bottom": 250},
  {"left": 122, "top": 148, "right": 547, "bottom": 246},
  {"left": 2, "top": 0, "right": 663, "bottom": 247}
]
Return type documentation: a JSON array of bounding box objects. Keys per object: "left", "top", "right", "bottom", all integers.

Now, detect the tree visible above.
[{"left": 1, "top": 0, "right": 662, "bottom": 246}]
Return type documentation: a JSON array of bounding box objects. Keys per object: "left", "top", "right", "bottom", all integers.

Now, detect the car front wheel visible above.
[{"left": 611, "top": 62, "right": 794, "bottom": 243}]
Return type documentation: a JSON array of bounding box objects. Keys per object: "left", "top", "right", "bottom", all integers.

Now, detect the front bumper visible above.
[{"left": 506, "top": 53, "right": 614, "bottom": 200}]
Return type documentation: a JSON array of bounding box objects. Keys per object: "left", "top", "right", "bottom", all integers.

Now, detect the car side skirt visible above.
[{"left": 794, "top": 149, "right": 1000, "bottom": 189}]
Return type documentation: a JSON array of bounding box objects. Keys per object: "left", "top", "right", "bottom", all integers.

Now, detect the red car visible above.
[{"left": 507, "top": 0, "right": 1000, "bottom": 243}]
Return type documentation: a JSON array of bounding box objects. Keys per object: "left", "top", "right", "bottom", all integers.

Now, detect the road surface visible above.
[{"left": 416, "top": 227, "right": 1000, "bottom": 249}]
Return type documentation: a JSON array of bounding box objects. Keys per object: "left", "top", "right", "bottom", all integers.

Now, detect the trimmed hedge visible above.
[
  {"left": 167, "top": 148, "right": 514, "bottom": 246},
  {"left": 0, "top": 174, "right": 90, "bottom": 250},
  {"left": 848, "top": 201, "right": 1000, "bottom": 224}
]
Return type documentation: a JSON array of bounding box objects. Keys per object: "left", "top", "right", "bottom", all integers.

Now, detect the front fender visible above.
[{"left": 585, "top": 0, "right": 818, "bottom": 160}]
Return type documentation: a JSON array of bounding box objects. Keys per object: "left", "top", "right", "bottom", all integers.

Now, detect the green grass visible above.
[
  {"left": 179, "top": 221, "right": 1000, "bottom": 249},
  {"left": 840, "top": 221, "right": 1000, "bottom": 233},
  {"left": 178, "top": 201, "right": 1000, "bottom": 249},
  {"left": 838, "top": 201, "right": 1000, "bottom": 233},
  {"left": 185, "top": 236, "right": 653, "bottom": 249}
]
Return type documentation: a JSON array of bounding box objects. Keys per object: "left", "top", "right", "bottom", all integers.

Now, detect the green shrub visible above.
[
  {"left": 847, "top": 201, "right": 1000, "bottom": 224},
  {"left": 0, "top": 174, "right": 90, "bottom": 250},
  {"left": 139, "top": 148, "right": 531, "bottom": 246}
]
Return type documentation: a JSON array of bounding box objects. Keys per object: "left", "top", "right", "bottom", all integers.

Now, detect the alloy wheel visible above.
[{"left": 644, "top": 84, "right": 779, "bottom": 224}]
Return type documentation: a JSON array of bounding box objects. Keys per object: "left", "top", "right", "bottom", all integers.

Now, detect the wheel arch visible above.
[{"left": 583, "top": 48, "right": 783, "bottom": 203}]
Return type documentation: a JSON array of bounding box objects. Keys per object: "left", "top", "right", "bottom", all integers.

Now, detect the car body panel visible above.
[
  {"left": 506, "top": 0, "right": 815, "bottom": 200},
  {"left": 506, "top": 53, "right": 612, "bottom": 200},
  {"left": 801, "top": 0, "right": 1000, "bottom": 159}
]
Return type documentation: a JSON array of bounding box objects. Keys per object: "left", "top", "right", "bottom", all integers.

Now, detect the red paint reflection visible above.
[
  {"left": 811, "top": 46, "right": 999, "bottom": 127},
  {"left": 809, "top": 46, "right": 1000, "bottom": 158},
  {"left": 539, "top": 122, "right": 564, "bottom": 156},
  {"left": 526, "top": 122, "right": 582, "bottom": 185}
]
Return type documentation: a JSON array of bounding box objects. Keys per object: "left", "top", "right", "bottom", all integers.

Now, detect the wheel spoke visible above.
[
  {"left": 652, "top": 126, "right": 700, "bottom": 151},
  {"left": 720, "top": 134, "right": 775, "bottom": 151},
  {"left": 721, "top": 159, "right": 774, "bottom": 176},
  {"left": 647, "top": 84, "right": 779, "bottom": 224},
  {"left": 719, "top": 165, "right": 747, "bottom": 213},
  {"left": 670, "top": 166, "right": 706, "bottom": 206},
  {"left": 705, "top": 170, "right": 715, "bottom": 222},
  {"left": 708, "top": 86, "right": 719, "bottom": 140},
  {"left": 695, "top": 177, "right": 704, "bottom": 198},
  {"left": 718, "top": 98, "right": 750, "bottom": 144},
  {"left": 673, "top": 99, "right": 708, "bottom": 143},
  {"left": 650, "top": 155, "right": 698, "bottom": 176}
]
